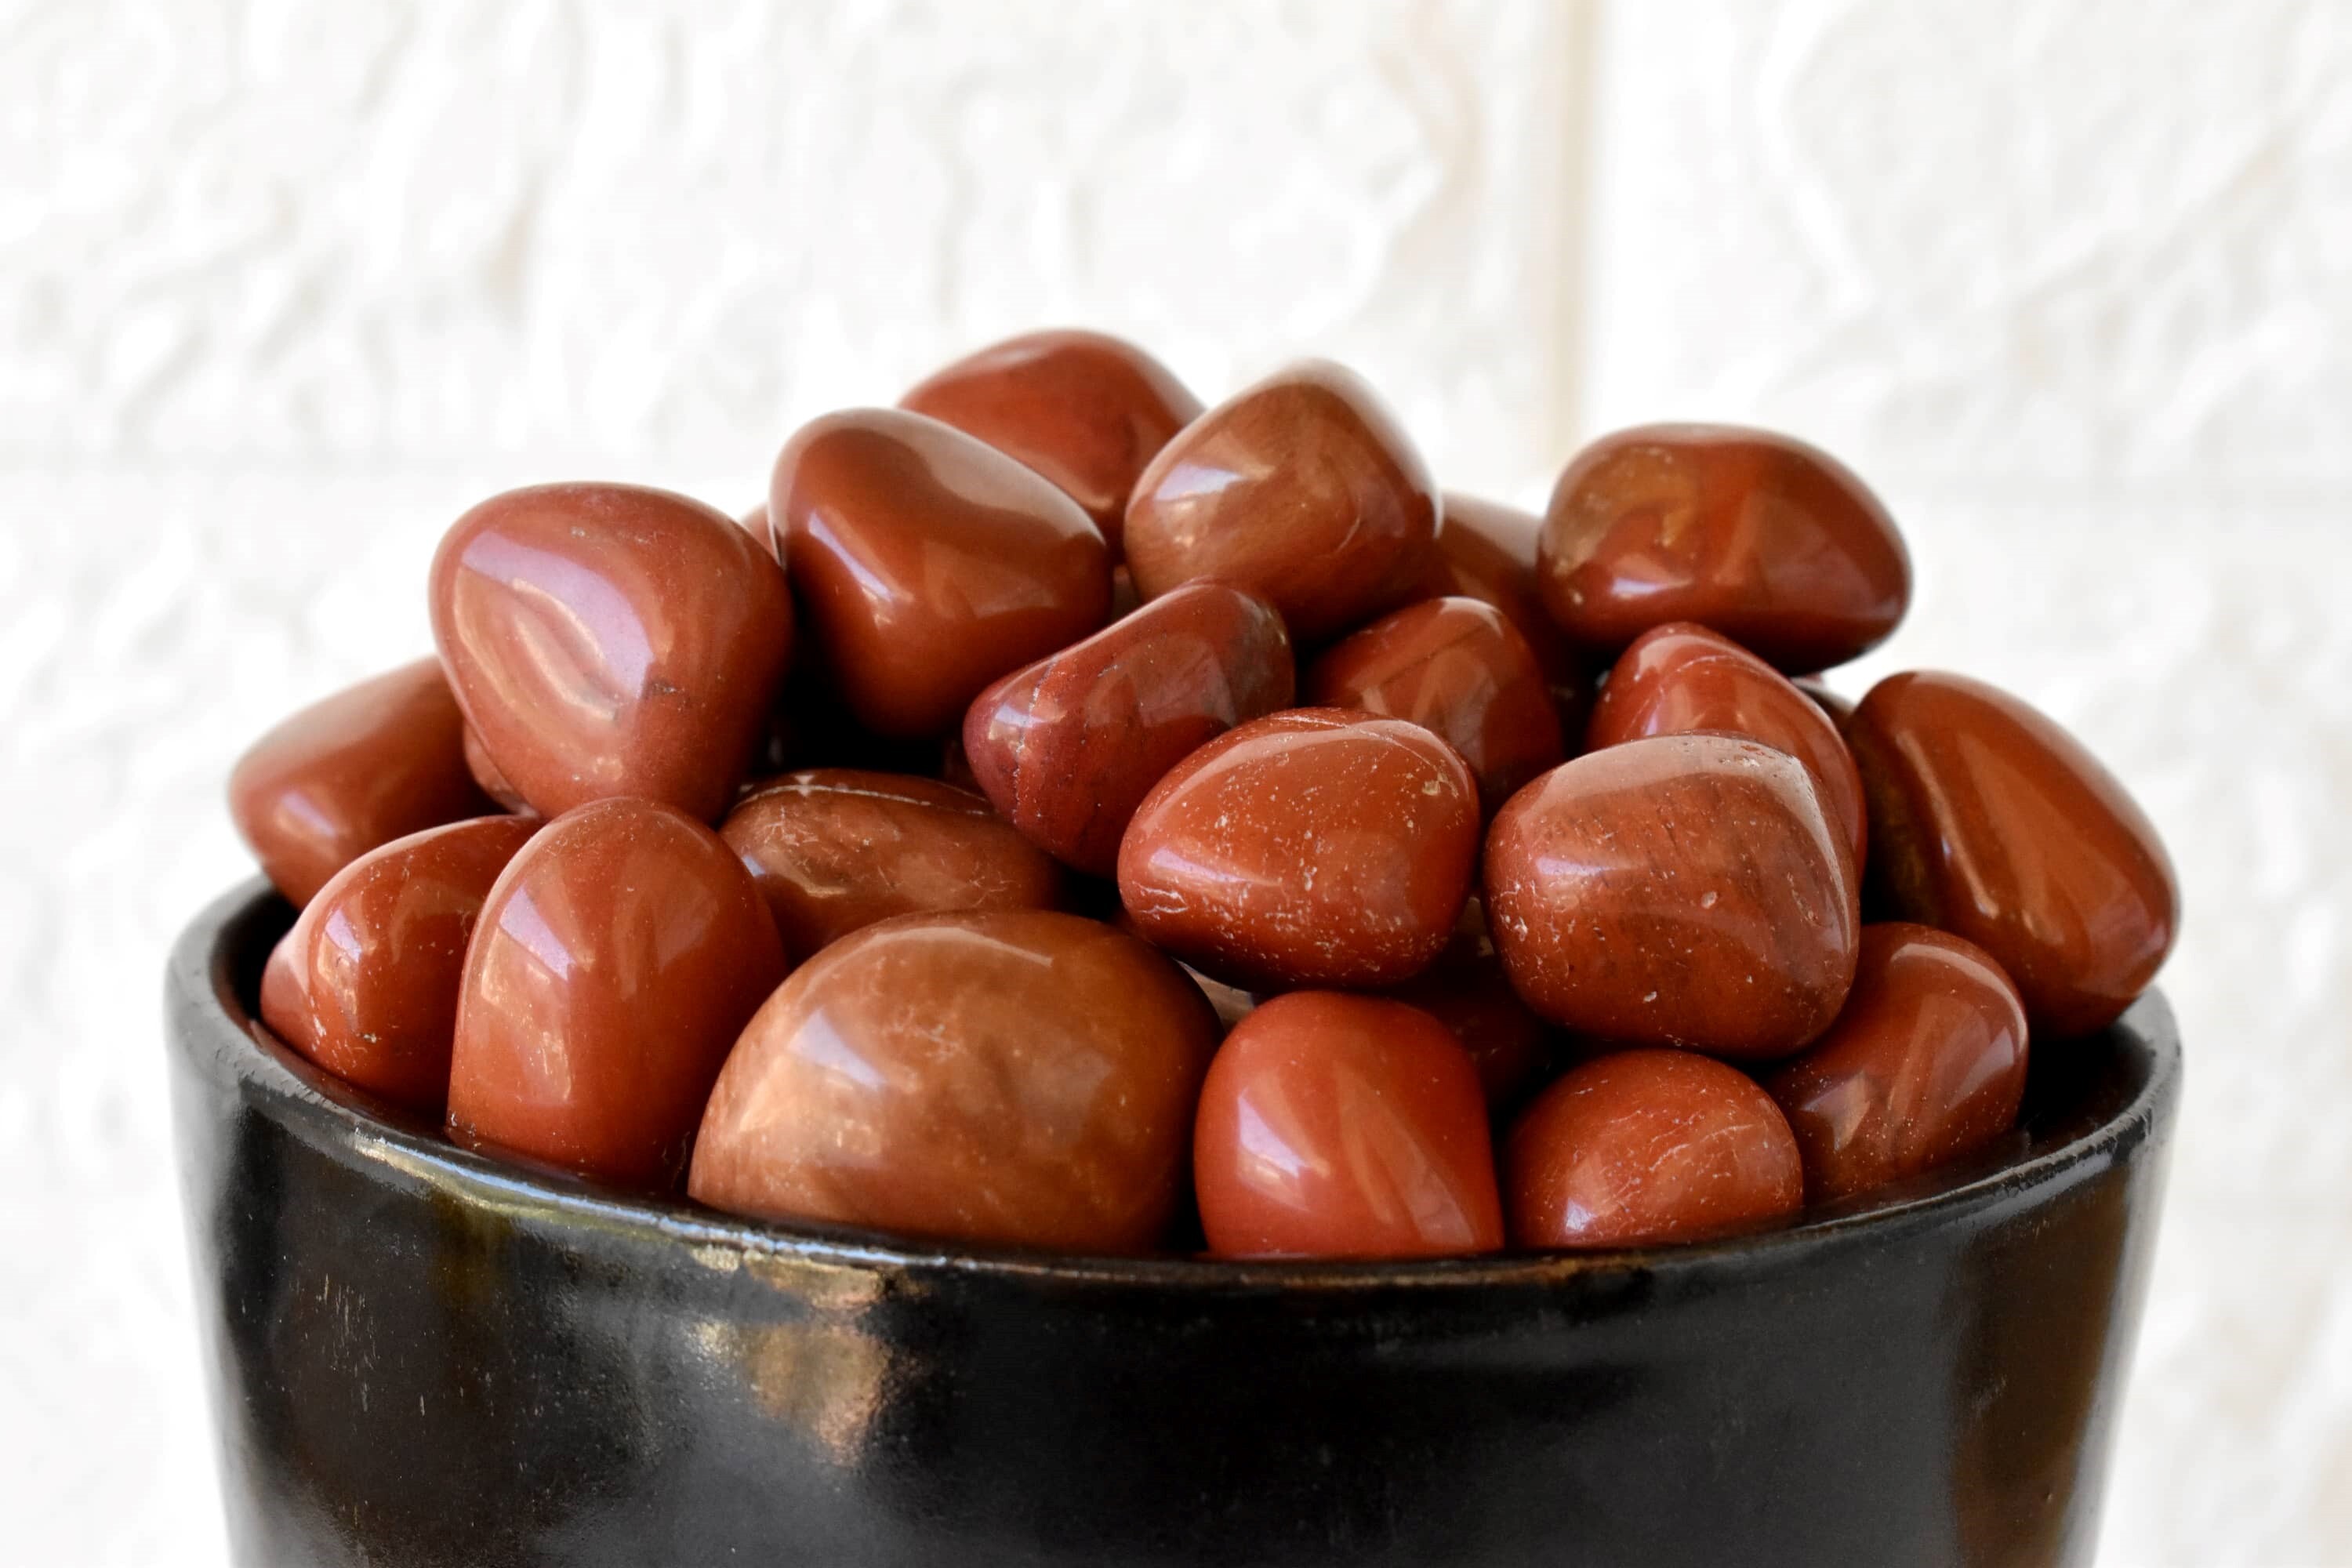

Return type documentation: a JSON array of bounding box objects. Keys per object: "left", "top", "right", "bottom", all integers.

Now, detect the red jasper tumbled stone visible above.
[
  {"left": 964, "top": 582, "right": 1296, "bottom": 876},
  {"left": 689, "top": 909, "right": 1218, "bottom": 1253},
  {"left": 445, "top": 797, "right": 788, "bottom": 1192},
  {"left": 1123, "top": 361, "right": 1438, "bottom": 645},
  {"left": 1306, "top": 595, "right": 1565, "bottom": 816},
  {"left": 1507, "top": 1049, "right": 1804, "bottom": 1248},
  {"left": 1586, "top": 621, "right": 1867, "bottom": 872},
  {"left": 1380, "top": 895, "right": 1555, "bottom": 1113},
  {"left": 1539, "top": 425, "right": 1911, "bottom": 673},
  {"left": 1846, "top": 671, "right": 2179, "bottom": 1039},
  {"left": 228, "top": 659, "right": 499, "bottom": 908},
  {"left": 720, "top": 769, "right": 1064, "bottom": 960},
  {"left": 1425, "top": 492, "right": 1594, "bottom": 733},
  {"left": 900, "top": 328, "right": 1203, "bottom": 556},
  {"left": 772, "top": 408, "right": 1112, "bottom": 738},
  {"left": 1117, "top": 708, "right": 1479, "bottom": 990},
  {"left": 1766, "top": 923, "right": 2030, "bottom": 1203},
  {"left": 1484, "top": 733, "right": 1860, "bottom": 1058},
  {"left": 260, "top": 815, "right": 539, "bottom": 1115},
  {"left": 431, "top": 482, "right": 794, "bottom": 825},
  {"left": 1193, "top": 992, "right": 1504, "bottom": 1259}
]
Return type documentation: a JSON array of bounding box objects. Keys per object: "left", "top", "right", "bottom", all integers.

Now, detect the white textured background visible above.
[{"left": 2, "top": 2, "right": 2345, "bottom": 1563}]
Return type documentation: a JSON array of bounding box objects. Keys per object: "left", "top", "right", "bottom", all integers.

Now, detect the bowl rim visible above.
[{"left": 171, "top": 877, "right": 2180, "bottom": 1294}]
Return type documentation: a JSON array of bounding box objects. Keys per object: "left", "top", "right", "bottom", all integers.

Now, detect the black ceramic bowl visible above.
[{"left": 169, "top": 880, "right": 2177, "bottom": 1568}]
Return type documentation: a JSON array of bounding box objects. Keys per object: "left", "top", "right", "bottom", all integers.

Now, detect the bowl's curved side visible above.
[{"left": 169, "top": 881, "right": 2179, "bottom": 1568}]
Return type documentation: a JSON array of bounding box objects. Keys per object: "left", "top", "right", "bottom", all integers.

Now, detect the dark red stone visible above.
[
  {"left": 1425, "top": 492, "right": 1594, "bottom": 732},
  {"left": 1380, "top": 896, "right": 1555, "bottom": 1112}
]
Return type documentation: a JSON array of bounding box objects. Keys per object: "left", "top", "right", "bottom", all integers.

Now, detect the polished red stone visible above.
[
  {"left": 720, "top": 769, "right": 1064, "bottom": 960},
  {"left": 1846, "top": 671, "right": 2178, "bottom": 1038},
  {"left": 431, "top": 482, "right": 794, "bottom": 823},
  {"left": 1586, "top": 621, "right": 1867, "bottom": 871},
  {"left": 1123, "top": 361, "right": 1438, "bottom": 644},
  {"left": 1118, "top": 708, "right": 1479, "bottom": 989},
  {"left": 229, "top": 659, "right": 498, "bottom": 908},
  {"left": 900, "top": 328, "right": 1203, "bottom": 556},
  {"left": 1193, "top": 992, "right": 1504, "bottom": 1259},
  {"left": 460, "top": 724, "right": 530, "bottom": 815},
  {"left": 772, "top": 408, "right": 1112, "bottom": 737},
  {"left": 1538, "top": 425, "right": 1911, "bottom": 672},
  {"left": 1425, "top": 492, "right": 1594, "bottom": 732},
  {"left": 1484, "top": 733, "right": 1860, "bottom": 1058},
  {"left": 1380, "top": 895, "right": 1554, "bottom": 1112},
  {"left": 1797, "top": 677, "right": 1856, "bottom": 728},
  {"left": 689, "top": 909, "right": 1218, "bottom": 1252},
  {"left": 446, "top": 798, "right": 787, "bottom": 1192},
  {"left": 1766, "top": 923, "right": 2030, "bottom": 1203},
  {"left": 1506, "top": 1049, "right": 1804, "bottom": 1248},
  {"left": 1305, "top": 595, "right": 1564, "bottom": 815},
  {"left": 964, "top": 582, "right": 1295, "bottom": 876},
  {"left": 260, "top": 815, "right": 538, "bottom": 1115}
]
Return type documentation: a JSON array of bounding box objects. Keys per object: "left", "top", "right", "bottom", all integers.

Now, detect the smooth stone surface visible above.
[
  {"left": 460, "top": 724, "right": 531, "bottom": 815},
  {"left": 1305, "top": 595, "right": 1565, "bottom": 815},
  {"left": 260, "top": 816, "right": 538, "bottom": 1115},
  {"left": 1485, "top": 733, "right": 1860, "bottom": 1058},
  {"left": 1587, "top": 621, "right": 1868, "bottom": 871},
  {"left": 963, "top": 582, "right": 1295, "bottom": 876},
  {"left": 1192, "top": 992, "right": 1504, "bottom": 1259},
  {"left": 228, "top": 659, "right": 498, "bottom": 908},
  {"left": 1427, "top": 492, "right": 1594, "bottom": 731},
  {"left": 1123, "top": 361, "right": 1438, "bottom": 645},
  {"left": 1381, "top": 895, "right": 1554, "bottom": 1112},
  {"left": 900, "top": 328, "right": 1203, "bottom": 555},
  {"left": 446, "top": 798, "right": 787, "bottom": 1192},
  {"left": 431, "top": 482, "right": 795, "bottom": 823},
  {"left": 772, "top": 407, "right": 1112, "bottom": 737},
  {"left": 1846, "top": 671, "right": 2179, "bottom": 1039},
  {"left": 1507, "top": 1049, "right": 1805, "bottom": 1249},
  {"left": 720, "top": 768, "right": 1064, "bottom": 960},
  {"left": 1766, "top": 923, "right": 2031, "bottom": 1204},
  {"left": 1797, "top": 677, "right": 1856, "bottom": 728},
  {"left": 689, "top": 909, "right": 1218, "bottom": 1253},
  {"left": 1539, "top": 424, "right": 1911, "bottom": 672},
  {"left": 1117, "top": 707, "right": 1479, "bottom": 989}
]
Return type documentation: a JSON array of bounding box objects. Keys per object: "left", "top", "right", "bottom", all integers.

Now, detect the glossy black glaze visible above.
[{"left": 169, "top": 881, "right": 2177, "bottom": 1568}]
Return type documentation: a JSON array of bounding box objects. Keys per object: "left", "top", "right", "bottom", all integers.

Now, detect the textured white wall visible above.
[{"left": 2, "top": 2, "right": 2343, "bottom": 1563}]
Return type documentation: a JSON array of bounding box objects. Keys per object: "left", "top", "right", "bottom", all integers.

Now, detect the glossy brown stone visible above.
[
  {"left": 431, "top": 482, "right": 794, "bottom": 823},
  {"left": 772, "top": 408, "right": 1112, "bottom": 737},
  {"left": 1192, "top": 993, "right": 1504, "bottom": 1259},
  {"left": 460, "top": 724, "right": 530, "bottom": 815},
  {"left": 1123, "top": 361, "right": 1438, "bottom": 645},
  {"left": 1117, "top": 708, "right": 1479, "bottom": 989},
  {"left": 689, "top": 909, "right": 1218, "bottom": 1252},
  {"left": 720, "top": 769, "right": 1064, "bottom": 960},
  {"left": 1797, "top": 677, "right": 1856, "bottom": 728},
  {"left": 445, "top": 798, "right": 787, "bottom": 1192},
  {"left": 1506, "top": 1049, "right": 1804, "bottom": 1248},
  {"left": 1380, "top": 896, "right": 1554, "bottom": 1112},
  {"left": 1846, "top": 671, "right": 2179, "bottom": 1039},
  {"left": 1766, "top": 923, "right": 2031, "bottom": 1203},
  {"left": 963, "top": 583, "right": 1296, "bottom": 876},
  {"left": 1426, "top": 492, "right": 1595, "bottom": 731},
  {"left": 1305, "top": 596, "right": 1565, "bottom": 815},
  {"left": 900, "top": 329, "right": 1203, "bottom": 555},
  {"left": 1586, "top": 622, "right": 1867, "bottom": 871},
  {"left": 1539, "top": 425, "right": 1911, "bottom": 672},
  {"left": 228, "top": 659, "right": 498, "bottom": 908},
  {"left": 1484, "top": 734, "right": 1860, "bottom": 1058}
]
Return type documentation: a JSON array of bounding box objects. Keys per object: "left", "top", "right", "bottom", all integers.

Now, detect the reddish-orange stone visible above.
[
  {"left": 690, "top": 910, "right": 1218, "bottom": 1253},
  {"left": 446, "top": 798, "right": 787, "bottom": 1192},
  {"left": 1766, "top": 923, "right": 2031, "bottom": 1203},
  {"left": 1425, "top": 492, "right": 1594, "bottom": 733},
  {"left": 1306, "top": 595, "right": 1565, "bottom": 815},
  {"left": 1193, "top": 993, "right": 1504, "bottom": 1259},
  {"left": 1380, "top": 896, "right": 1554, "bottom": 1112},
  {"left": 1117, "top": 708, "right": 1479, "bottom": 990},
  {"left": 1846, "top": 671, "right": 2178, "bottom": 1039},
  {"left": 460, "top": 724, "right": 530, "bottom": 815},
  {"left": 260, "top": 815, "right": 538, "bottom": 1115},
  {"left": 1123, "top": 361, "right": 1438, "bottom": 644},
  {"left": 773, "top": 408, "right": 1112, "bottom": 737},
  {"left": 1507, "top": 1050, "right": 1803, "bottom": 1248},
  {"left": 900, "top": 328, "right": 1203, "bottom": 555},
  {"left": 431, "top": 482, "right": 795, "bottom": 824},
  {"left": 229, "top": 659, "right": 498, "bottom": 908},
  {"left": 720, "top": 769, "right": 1064, "bottom": 960},
  {"left": 1586, "top": 621, "right": 1867, "bottom": 872},
  {"left": 1539, "top": 425, "right": 1911, "bottom": 673},
  {"left": 964, "top": 582, "right": 1295, "bottom": 876},
  {"left": 1484, "top": 734, "right": 1860, "bottom": 1058}
]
